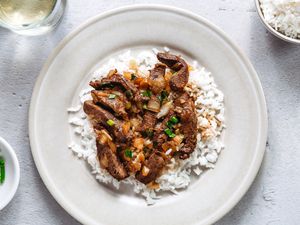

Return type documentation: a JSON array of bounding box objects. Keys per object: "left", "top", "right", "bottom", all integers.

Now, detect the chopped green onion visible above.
[
  {"left": 166, "top": 116, "right": 179, "bottom": 128},
  {"left": 170, "top": 116, "right": 179, "bottom": 124},
  {"left": 142, "top": 90, "right": 152, "bottom": 97},
  {"left": 166, "top": 121, "right": 173, "bottom": 129},
  {"left": 125, "top": 90, "right": 133, "bottom": 98},
  {"left": 131, "top": 74, "right": 137, "bottom": 80},
  {"left": 0, "top": 157, "right": 5, "bottom": 184},
  {"left": 106, "top": 119, "right": 115, "bottom": 126},
  {"left": 125, "top": 149, "right": 133, "bottom": 158},
  {"left": 164, "top": 128, "right": 176, "bottom": 138},
  {"left": 158, "top": 90, "right": 168, "bottom": 103},
  {"left": 108, "top": 94, "right": 116, "bottom": 99}
]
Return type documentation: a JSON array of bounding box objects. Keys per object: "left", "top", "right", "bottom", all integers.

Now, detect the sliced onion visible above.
[
  {"left": 133, "top": 138, "right": 144, "bottom": 150},
  {"left": 157, "top": 101, "right": 173, "bottom": 118},
  {"left": 147, "top": 98, "right": 161, "bottom": 113},
  {"left": 130, "top": 118, "right": 141, "bottom": 128},
  {"left": 142, "top": 166, "right": 150, "bottom": 176},
  {"left": 101, "top": 129, "right": 113, "bottom": 141},
  {"left": 150, "top": 77, "right": 166, "bottom": 94}
]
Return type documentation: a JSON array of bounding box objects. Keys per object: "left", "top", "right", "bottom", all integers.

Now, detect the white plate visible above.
[{"left": 29, "top": 5, "right": 267, "bottom": 225}]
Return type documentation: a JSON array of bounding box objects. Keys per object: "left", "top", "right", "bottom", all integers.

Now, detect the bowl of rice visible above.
[{"left": 255, "top": 0, "right": 300, "bottom": 44}]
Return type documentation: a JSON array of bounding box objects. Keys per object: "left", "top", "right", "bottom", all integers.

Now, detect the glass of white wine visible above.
[{"left": 0, "top": 0, "right": 65, "bottom": 35}]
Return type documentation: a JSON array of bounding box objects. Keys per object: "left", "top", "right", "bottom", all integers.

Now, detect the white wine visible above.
[{"left": 0, "top": 0, "right": 57, "bottom": 28}]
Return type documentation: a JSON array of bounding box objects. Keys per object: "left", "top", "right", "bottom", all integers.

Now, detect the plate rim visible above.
[{"left": 29, "top": 4, "right": 268, "bottom": 225}]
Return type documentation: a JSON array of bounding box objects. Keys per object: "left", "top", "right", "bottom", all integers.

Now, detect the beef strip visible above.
[
  {"left": 91, "top": 90, "right": 128, "bottom": 120},
  {"left": 136, "top": 111, "right": 157, "bottom": 134},
  {"left": 135, "top": 151, "right": 165, "bottom": 184},
  {"left": 96, "top": 133, "right": 128, "bottom": 180},
  {"left": 149, "top": 63, "right": 166, "bottom": 94},
  {"left": 98, "top": 73, "right": 138, "bottom": 95},
  {"left": 83, "top": 100, "right": 130, "bottom": 143},
  {"left": 157, "top": 52, "right": 189, "bottom": 91},
  {"left": 174, "top": 92, "right": 197, "bottom": 159}
]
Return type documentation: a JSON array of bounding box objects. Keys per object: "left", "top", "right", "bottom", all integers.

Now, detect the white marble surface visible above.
[{"left": 0, "top": 1, "right": 300, "bottom": 224}]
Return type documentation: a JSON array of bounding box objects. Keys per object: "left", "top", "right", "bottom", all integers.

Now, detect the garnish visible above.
[
  {"left": 125, "top": 149, "right": 133, "bottom": 158},
  {"left": 158, "top": 90, "right": 168, "bottom": 103},
  {"left": 142, "top": 90, "right": 152, "bottom": 97},
  {"left": 166, "top": 116, "right": 179, "bottom": 128},
  {"left": 169, "top": 116, "right": 179, "bottom": 124},
  {"left": 164, "top": 128, "right": 176, "bottom": 138},
  {"left": 106, "top": 119, "right": 115, "bottom": 126},
  {"left": 166, "top": 121, "right": 173, "bottom": 129},
  {"left": 0, "top": 157, "right": 5, "bottom": 184},
  {"left": 108, "top": 94, "right": 116, "bottom": 99}
]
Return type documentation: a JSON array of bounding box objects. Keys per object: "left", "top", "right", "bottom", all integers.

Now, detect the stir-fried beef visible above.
[
  {"left": 136, "top": 152, "right": 165, "bottom": 184},
  {"left": 96, "top": 133, "right": 128, "bottom": 180},
  {"left": 84, "top": 51, "right": 199, "bottom": 184},
  {"left": 91, "top": 90, "right": 128, "bottom": 119},
  {"left": 83, "top": 100, "right": 129, "bottom": 143},
  {"left": 157, "top": 52, "right": 189, "bottom": 91},
  {"left": 174, "top": 92, "right": 197, "bottom": 159},
  {"left": 149, "top": 63, "right": 166, "bottom": 94}
]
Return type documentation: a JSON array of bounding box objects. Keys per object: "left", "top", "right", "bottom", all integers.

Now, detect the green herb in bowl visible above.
[{"left": 0, "top": 156, "right": 5, "bottom": 184}]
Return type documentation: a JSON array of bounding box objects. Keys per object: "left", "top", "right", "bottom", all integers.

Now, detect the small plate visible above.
[
  {"left": 0, "top": 137, "right": 20, "bottom": 210},
  {"left": 29, "top": 5, "right": 267, "bottom": 225}
]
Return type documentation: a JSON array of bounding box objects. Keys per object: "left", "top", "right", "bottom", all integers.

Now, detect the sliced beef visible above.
[
  {"left": 83, "top": 100, "right": 130, "bottom": 143},
  {"left": 96, "top": 134, "right": 128, "bottom": 180},
  {"left": 135, "top": 152, "right": 165, "bottom": 184},
  {"left": 149, "top": 63, "right": 166, "bottom": 94},
  {"left": 174, "top": 92, "right": 197, "bottom": 159},
  {"left": 136, "top": 111, "right": 157, "bottom": 134},
  {"left": 100, "top": 73, "right": 137, "bottom": 95},
  {"left": 157, "top": 52, "right": 189, "bottom": 91},
  {"left": 91, "top": 90, "right": 128, "bottom": 120}
]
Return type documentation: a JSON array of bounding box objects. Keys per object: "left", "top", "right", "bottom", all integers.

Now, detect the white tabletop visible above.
[{"left": 1, "top": 1, "right": 300, "bottom": 224}]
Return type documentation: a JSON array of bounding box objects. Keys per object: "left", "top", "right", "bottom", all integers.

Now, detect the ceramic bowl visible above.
[
  {"left": 0, "top": 137, "right": 20, "bottom": 210},
  {"left": 255, "top": 0, "right": 300, "bottom": 44}
]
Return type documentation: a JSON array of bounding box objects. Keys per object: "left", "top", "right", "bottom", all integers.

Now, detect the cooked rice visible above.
[
  {"left": 68, "top": 48, "right": 225, "bottom": 204},
  {"left": 259, "top": 0, "right": 300, "bottom": 39}
]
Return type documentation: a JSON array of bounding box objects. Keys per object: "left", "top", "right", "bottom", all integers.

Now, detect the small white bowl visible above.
[
  {"left": 0, "top": 137, "right": 20, "bottom": 210},
  {"left": 255, "top": 0, "right": 300, "bottom": 44}
]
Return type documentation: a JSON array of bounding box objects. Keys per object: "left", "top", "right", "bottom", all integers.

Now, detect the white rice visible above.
[
  {"left": 67, "top": 48, "right": 225, "bottom": 204},
  {"left": 259, "top": 0, "right": 300, "bottom": 39}
]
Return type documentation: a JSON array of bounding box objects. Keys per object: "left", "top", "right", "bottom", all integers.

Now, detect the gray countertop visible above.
[{"left": 0, "top": 1, "right": 300, "bottom": 224}]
